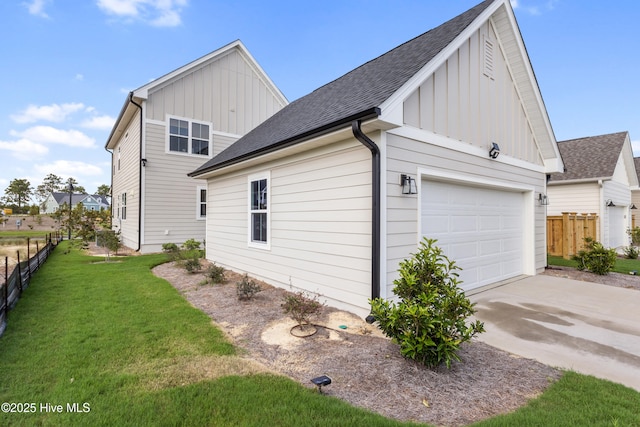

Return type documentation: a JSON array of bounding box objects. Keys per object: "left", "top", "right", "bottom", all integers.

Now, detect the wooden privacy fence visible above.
[
  {"left": 547, "top": 212, "right": 598, "bottom": 259},
  {"left": 0, "top": 233, "right": 62, "bottom": 338}
]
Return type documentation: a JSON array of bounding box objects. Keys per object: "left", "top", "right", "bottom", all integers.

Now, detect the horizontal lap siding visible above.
[
  {"left": 207, "top": 139, "right": 373, "bottom": 316},
  {"left": 386, "top": 133, "right": 546, "bottom": 297},
  {"left": 143, "top": 122, "right": 208, "bottom": 251},
  {"left": 112, "top": 112, "right": 141, "bottom": 250}
]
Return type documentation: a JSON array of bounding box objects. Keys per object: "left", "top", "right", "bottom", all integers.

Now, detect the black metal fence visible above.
[{"left": 0, "top": 233, "right": 63, "bottom": 337}]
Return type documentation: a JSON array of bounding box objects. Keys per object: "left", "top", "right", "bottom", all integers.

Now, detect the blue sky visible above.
[{"left": 1, "top": 0, "right": 638, "bottom": 199}]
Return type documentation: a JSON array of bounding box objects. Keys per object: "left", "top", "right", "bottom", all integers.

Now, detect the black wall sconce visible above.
[
  {"left": 489, "top": 142, "right": 500, "bottom": 159},
  {"left": 606, "top": 199, "right": 615, "bottom": 207},
  {"left": 141, "top": 158, "right": 148, "bottom": 167},
  {"left": 400, "top": 174, "right": 417, "bottom": 195},
  {"left": 631, "top": 204, "right": 637, "bottom": 210},
  {"left": 538, "top": 193, "right": 549, "bottom": 206}
]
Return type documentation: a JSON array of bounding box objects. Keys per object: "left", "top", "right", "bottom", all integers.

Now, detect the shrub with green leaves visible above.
[
  {"left": 162, "top": 243, "right": 180, "bottom": 261},
  {"left": 627, "top": 227, "right": 640, "bottom": 246},
  {"left": 204, "top": 262, "right": 226, "bottom": 284},
  {"left": 623, "top": 245, "right": 639, "bottom": 260},
  {"left": 236, "top": 274, "right": 262, "bottom": 300},
  {"left": 369, "top": 238, "right": 484, "bottom": 368},
  {"left": 572, "top": 237, "right": 617, "bottom": 275}
]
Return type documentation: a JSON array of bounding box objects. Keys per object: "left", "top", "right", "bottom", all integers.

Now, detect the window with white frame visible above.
[
  {"left": 121, "top": 192, "right": 127, "bottom": 220},
  {"left": 197, "top": 186, "right": 206, "bottom": 219},
  {"left": 168, "top": 117, "right": 210, "bottom": 156},
  {"left": 249, "top": 172, "right": 270, "bottom": 247}
]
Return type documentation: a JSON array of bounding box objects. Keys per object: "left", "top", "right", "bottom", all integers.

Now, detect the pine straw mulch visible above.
[{"left": 152, "top": 261, "right": 561, "bottom": 427}]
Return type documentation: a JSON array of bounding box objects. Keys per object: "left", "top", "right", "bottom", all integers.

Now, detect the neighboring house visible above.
[
  {"left": 41, "top": 192, "right": 110, "bottom": 214},
  {"left": 547, "top": 131, "right": 638, "bottom": 250},
  {"left": 632, "top": 157, "right": 640, "bottom": 228},
  {"left": 189, "top": 0, "right": 563, "bottom": 316},
  {"left": 105, "top": 41, "right": 288, "bottom": 253}
]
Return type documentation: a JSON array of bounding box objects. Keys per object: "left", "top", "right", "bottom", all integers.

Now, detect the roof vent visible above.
[{"left": 483, "top": 34, "right": 495, "bottom": 80}]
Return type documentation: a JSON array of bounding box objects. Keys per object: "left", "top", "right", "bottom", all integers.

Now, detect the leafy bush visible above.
[
  {"left": 572, "top": 237, "right": 617, "bottom": 275},
  {"left": 623, "top": 246, "right": 639, "bottom": 260},
  {"left": 236, "top": 274, "right": 262, "bottom": 300},
  {"left": 182, "top": 256, "right": 202, "bottom": 273},
  {"left": 369, "top": 238, "right": 484, "bottom": 368},
  {"left": 627, "top": 227, "right": 640, "bottom": 246},
  {"left": 281, "top": 291, "right": 323, "bottom": 330},
  {"left": 182, "top": 238, "right": 202, "bottom": 251},
  {"left": 162, "top": 243, "right": 180, "bottom": 261},
  {"left": 204, "top": 263, "right": 226, "bottom": 284}
]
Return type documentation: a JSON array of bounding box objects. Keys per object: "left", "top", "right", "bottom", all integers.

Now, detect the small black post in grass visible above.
[
  {"left": 16, "top": 251, "right": 22, "bottom": 295},
  {"left": 26, "top": 238, "right": 30, "bottom": 282},
  {"left": 4, "top": 257, "right": 7, "bottom": 315}
]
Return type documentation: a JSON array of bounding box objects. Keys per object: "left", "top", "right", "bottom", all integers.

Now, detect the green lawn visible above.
[
  {"left": 548, "top": 255, "right": 640, "bottom": 275},
  {"left": 1, "top": 242, "right": 639, "bottom": 426}
]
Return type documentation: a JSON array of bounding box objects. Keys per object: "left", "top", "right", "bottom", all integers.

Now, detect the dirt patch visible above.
[
  {"left": 542, "top": 265, "right": 640, "bottom": 291},
  {"left": 153, "top": 262, "right": 561, "bottom": 427}
]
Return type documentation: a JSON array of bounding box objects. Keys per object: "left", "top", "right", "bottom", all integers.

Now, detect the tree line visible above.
[{"left": 1, "top": 173, "right": 110, "bottom": 214}]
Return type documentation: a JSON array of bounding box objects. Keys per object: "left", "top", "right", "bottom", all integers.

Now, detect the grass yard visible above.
[
  {"left": 1, "top": 242, "right": 639, "bottom": 426},
  {"left": 548, "top": 254, "right": 640, "bottom": 275}
]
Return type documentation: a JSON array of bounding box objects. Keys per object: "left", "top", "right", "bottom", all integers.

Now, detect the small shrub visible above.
[
  {"left": 282, "top": 291, "right": 324, "bottom": 330},
  {"left": 182, "top": 256, "right": 202, "bottom": 273},
  {"left": 204, "top": 263, "right": 226, "bottom": 284},
  {"left": 369, "top": 238, "right": 484, "bottom": 368},
  {"left": 623, "top": 246, "right": 639, "bottom": 260},
  {"left": 236, "top": 274, "right": 262, "bottom": 300},
  {"left": 572, "top": 237, "right": 617, "bottom": 275},
  {"left": 627, "top": 227, "right": 640, "bottom": 246},
  {"left": 182, "top": 238, "right": 202, "bottom": 251},
  {"left": 162, "top": 243, "right": 180, "bottom": 261}
]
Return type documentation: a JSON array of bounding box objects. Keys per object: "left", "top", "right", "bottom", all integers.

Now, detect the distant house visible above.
[
  {"left": 189, "top": 0, "right": 563, "bottom": 316},
  {"left": 630, "top": 157, "right": 640, "bottom": 228},
  {"left": 41, "top": 192, "right": 110, "bottom": 214},
  {"left": 105, "top": 40, "right": 287, "bottom": 253},
  {"left": 547, "top": 131, "right": 638, "bottom": 250}
]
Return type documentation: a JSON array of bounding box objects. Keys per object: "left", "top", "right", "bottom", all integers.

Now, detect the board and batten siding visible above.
[
  {"left": 145, "top": 48, "right": 286, "bottom": 136},
  {"left": 111, "top": 111, "right": 142, "bottom": 250},
  {"left": 385, "top": 132, "right": 546, "bottom": 298},
  {"left": 546, "top": 183, "right": 601, "bottom": 217},
  {"left": 403, "top": 22, "right": 542, "bottom": 166},
  {"left": 206, "top": 139, "right": 373, "bottom": 316},
  {"left": 141, "top": 122, "right": 208, "bottom": 252}
]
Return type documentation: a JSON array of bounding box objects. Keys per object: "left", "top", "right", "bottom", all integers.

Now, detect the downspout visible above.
[
  {"left": 351, "top": 120, "right": 381, "bottom": 301},
  {"left": 129, "top": 93, "right": 144, "bottom": 252}
]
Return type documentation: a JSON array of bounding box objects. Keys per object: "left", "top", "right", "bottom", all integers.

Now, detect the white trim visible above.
[
  {"left": 379, "top": 132, "right": 388, "bottom": 300},
  {"left": 389, "top": 126, "right": 546, "bottom": 173},
  {"left": 165, "top": 114, "right": 214, "bottom": 159},
  {"left": 213, "top": 129, "right": 243, "bottom": 139},
  {"left": 247, "top": 171, "right": 271, "bottom": 250},
  {"left": 196, "top": 185, "right": 207, "bottom": 221},
  {"left": 417, "top": 167, "right": 536, "bottom": 276}
]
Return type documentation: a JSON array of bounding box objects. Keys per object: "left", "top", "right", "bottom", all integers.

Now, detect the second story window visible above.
[{"left": 168, "top": 117, "right": 210, "bottom": 156}]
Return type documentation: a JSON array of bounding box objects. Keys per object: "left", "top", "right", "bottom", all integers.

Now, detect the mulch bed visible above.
[{"left": 153, "top": 262, "right": 561, "bottom": 427}]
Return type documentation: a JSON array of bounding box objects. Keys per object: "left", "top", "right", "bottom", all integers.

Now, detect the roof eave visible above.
[{"left": 189, "top": 107, "right": 381, "bottom": 178}]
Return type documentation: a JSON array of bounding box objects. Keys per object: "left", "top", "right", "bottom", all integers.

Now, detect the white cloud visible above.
[
  {"left": 511, "top": 0, "right": 558, "bottom": 15},
  {"left": 25, "top": 0, "right": 50, "bottom": 18},
  {"left": 82, "top": 115, "right": 116, "bottom": 130},
  {"left": 10, "top": 103, "right": 85, "bottom": 124},
  {"left": 34, "top": 160, "right": 104, "bottom": 178},
  {"left": 632, "top": 140, "right": 640, "bottom": 157},
  {"left": 0, "top": 138, "right": 49, "bottom": 160},
  {"left": 96, "top": 0, "right": 187, "bottom": 27},
  {"left": 75, "top": 73, "right": 84, "bottom": 81},
  {"left": 11, "top": 126, "right": 96, "bottom": 148}
]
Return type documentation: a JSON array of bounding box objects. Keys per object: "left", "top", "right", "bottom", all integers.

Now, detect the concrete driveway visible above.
[{"left": 469, "top": 275, "right": 640, "bottom": 392}]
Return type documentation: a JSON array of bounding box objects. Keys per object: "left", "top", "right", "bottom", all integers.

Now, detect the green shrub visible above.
[
  {"left": 623, "top": 246, "right": 639, "bottom": 260},
  {"left": 572, "top": 237, "right": 617, "bottom": 275},
  {"left": 236, "top": 274, "right": 262, "bottom": 300},
  {"left": 162, "top": 243, "right": 180, "bottom": 261},
  {"left": 182, "top": 238, "right": 202, "bottom": 251},
  {"left": 281, "top": 291, "right": 323, "bottom": 329},
  {"left": 204, "top": 263, "right": 226, "bottom": 284},
  {"left": 627, "top": 227, "right": 640, "bottom": 246},
  {"left": 369, "top": 238, "right": 484, "bottom": 368}
]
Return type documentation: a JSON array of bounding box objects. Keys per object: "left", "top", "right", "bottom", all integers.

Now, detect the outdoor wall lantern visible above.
[
  {"left": 489, "top": 142, "right": 500, "bottom": 159},
  {"left": 400, "top": 174, "right": 417, "bottom": 195},
  {"left": 538, "top": 193, "right": 549, "bottom": 206},
  {"left": 141, "top": 158, "right": 148, "bottom": 167},
  {"left": 606, "top": 199, "right": 616, "bottom": 207},
  {"left": 631, "top": 204, "right": 637, "bottom": 210}
]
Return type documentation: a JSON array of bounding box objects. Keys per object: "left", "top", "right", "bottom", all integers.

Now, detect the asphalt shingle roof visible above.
[
  {"left": 190, "top": 0, "right": 495, "bottom": 176},
  {"left": 548, "top": 131, "right": 629, "bottom": 182}
]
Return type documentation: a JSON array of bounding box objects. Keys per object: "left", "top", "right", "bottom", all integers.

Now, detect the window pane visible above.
[
  {"left": 252, "top": 213, "right": 267, "bottom": 242},
  {"left": 200, "top": 204, "right": 206, "bottom": 217},
  {"left": 200, "top": 189, "right": 206, "bottom": 203},
  {"left": 251, "top": 180, "right": 259, "bottom": 210},
  {"left": 192, "top": 139, "right": 209, "bottom": 155},
  {"left": 170, "top": 135, "right": 188, "bottom": 152},
  {"left": 192, "top": 123, "right": 209, "bottom": 140}
]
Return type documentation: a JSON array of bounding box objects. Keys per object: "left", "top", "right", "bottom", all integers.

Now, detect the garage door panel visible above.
[{"left": 422, "top": 180, "right": 525, "bottom": 291}]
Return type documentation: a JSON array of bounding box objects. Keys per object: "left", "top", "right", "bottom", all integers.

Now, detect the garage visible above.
[
  {"left": 421, "top": 179, "right": 526, "bottom": 291},
  {"left": 607, "top": 205, "right": 627, "bottom": 250}
]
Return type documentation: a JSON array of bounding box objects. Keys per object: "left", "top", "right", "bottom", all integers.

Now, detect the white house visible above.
[
  {"left": 105, "top": 41, "right": 288, "bottom": 253},
  {"left": 190, "top": 0, "right": 563, "bottom": 317},
  {"left": 41, "top": 192, "right": 109, "bottom": 214},
  {"left": 547, "top": 132, "right": 638, "bottom": 250}
]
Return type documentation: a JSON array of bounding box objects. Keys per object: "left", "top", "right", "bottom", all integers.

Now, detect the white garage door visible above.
[
  {"left": 608, "top": 206, "right": 626, "bottom": 249},
  {"left": 421, "top": 180, "right": 525, "bottom": 291}
]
